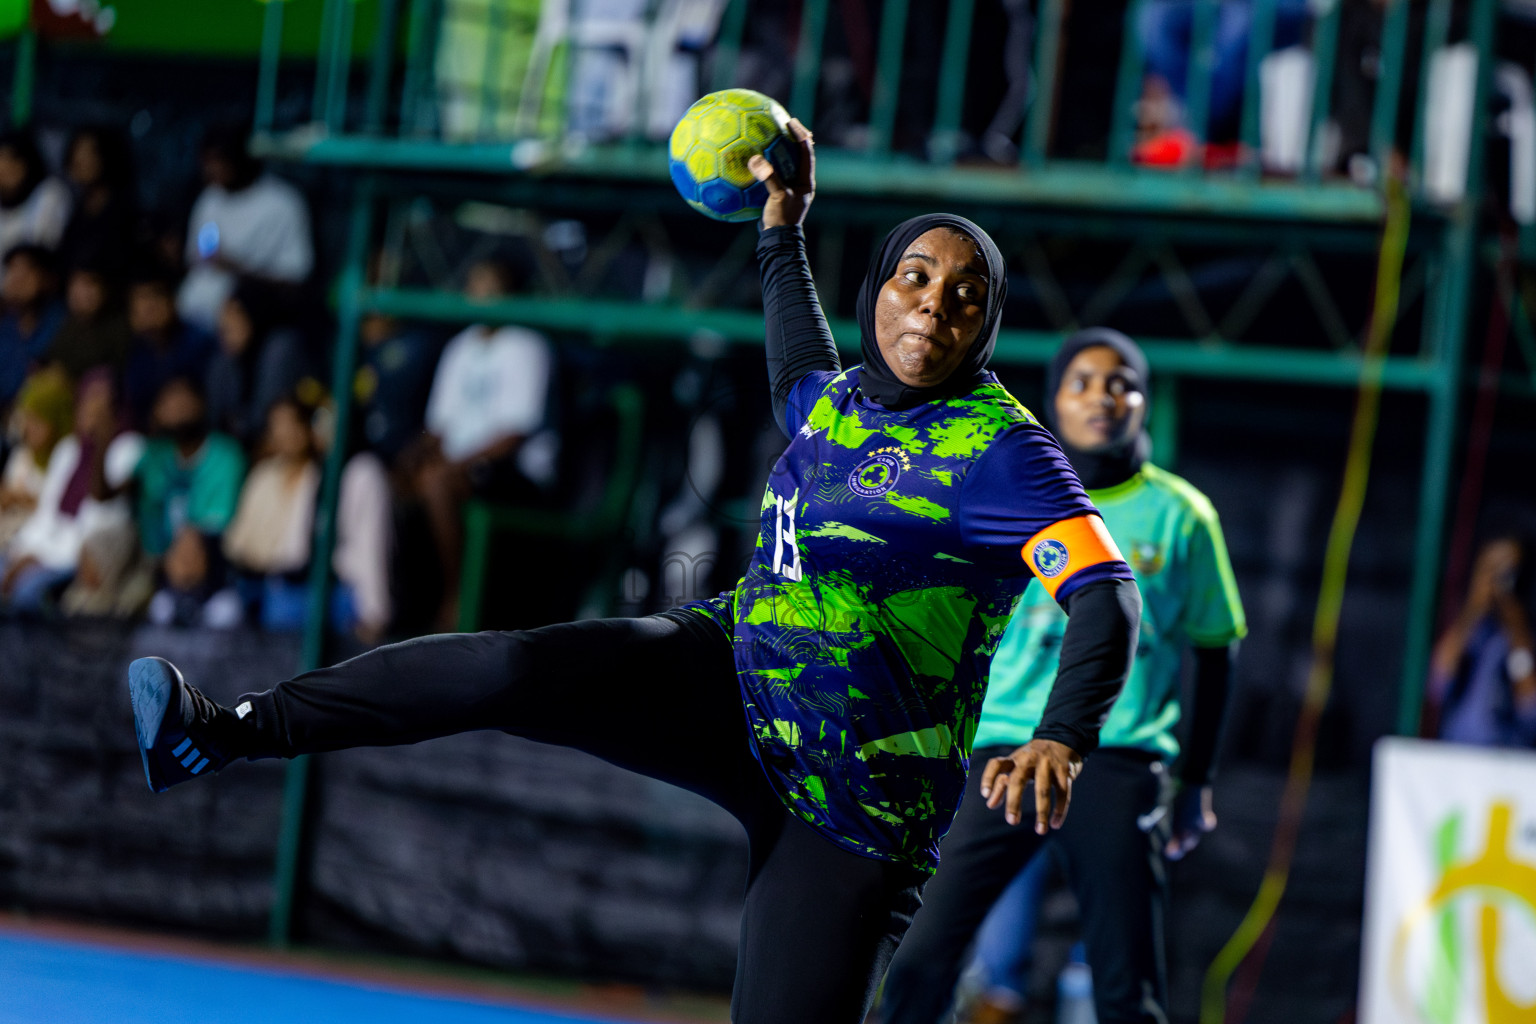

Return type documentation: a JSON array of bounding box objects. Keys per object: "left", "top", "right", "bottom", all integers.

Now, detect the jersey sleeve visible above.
[
  {"left": 959, "top": 423, "right": 1135, "bottom": 604},
  {"left": 782, "top": 370, "right": 839, "bottom": 436},
  {"left": 1180, "top": 503, "right": 1248, "bottom": 646}
]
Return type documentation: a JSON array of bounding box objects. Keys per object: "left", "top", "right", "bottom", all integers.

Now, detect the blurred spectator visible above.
[
  {"left": 0, "top": 367, "right": 73, "bottom": 548},
  {"left": 135, "top": 376, "right": 246, "bottom": 627},
  {"left": 147, "top": 528, "right": 243, "bottom": 628},
  {"left": 205, "top": 280, "right": 311, "bottom": 447},
  {"left": 398, "top": 259, "right": 552, "bottom": 629},
  {"left": 47, "top": 259, "right": 134, "bottom": 378},
  {"left": 224, "top": 395, "right": 393, "bottom": 640},
  {"left": 177, "top": 125, "right": 313, "bottom": 333},
  {"left": 354, "top": 310, "right": 441, "bottom": 464},
  {"left": 0, "top": 244, "right": 65, "bottom": 409},
  {"left": 1428, "top": 533, "right": 1536, "bottom": 748},
  {"left": 0, "top": 368, "right": 142, "bottom": 615},
  {"left": 57, "top": 126, "right": 138, "bottom": 277},
  {"left": 0, "top": 130, "right": 71, "bottom": 282},
  {"left": 331, "top": 449, "right": 393, "bottom": 642},
  {"left": 1134, "top": 0, "right": 1309, "bottom": 162},
  {"left": 59, "top": 519, "right": 154, "bottom": 618},
  {"left": 123, "top": 269, "right": 217, "bottom": 430}
]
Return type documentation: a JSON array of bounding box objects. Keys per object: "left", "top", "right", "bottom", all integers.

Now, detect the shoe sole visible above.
[{"left": 128, "top": 657, "right": 178, "bottom": 793}]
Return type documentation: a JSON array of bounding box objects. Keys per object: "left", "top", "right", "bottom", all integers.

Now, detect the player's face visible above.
[
  {"left": 1054, "top": 345, "right": 1146, "bottom": 452},
  {"left": 873, "top": 228, "right": 989, "bottom": 389}
]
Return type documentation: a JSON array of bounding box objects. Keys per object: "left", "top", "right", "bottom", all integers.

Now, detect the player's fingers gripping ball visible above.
[{"left": 669, "top": 89, "right": 798, "bottom": 222}]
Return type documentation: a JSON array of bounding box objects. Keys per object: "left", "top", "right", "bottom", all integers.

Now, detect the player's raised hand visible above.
[
  {"left": 980, "top": 738, "right": 1083, "bottom": 834},
  {"left": 749, "top": 117, "right": 815, "bottom": 230}
]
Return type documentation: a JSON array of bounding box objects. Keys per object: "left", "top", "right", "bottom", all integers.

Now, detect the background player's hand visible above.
[
  {"left": 749, "top": 118, "right": 815, "bottom": 230},
  {"left": 980, "top": 738, "right": 1083, "bottom": 833},
  {"left": 1164, "top": 783, "right": 1216, "bottom": 860}
]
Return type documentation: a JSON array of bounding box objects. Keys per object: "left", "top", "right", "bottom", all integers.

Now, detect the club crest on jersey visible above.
[
  {"left": 849, "top": 447, "right": 910, "bottom": 498},
  {"left": 1129, "top": 541, "right": 1164, "bottom": 575},
  {"left": 1032, "top": 539, "right": 1071, "bottom": 578}
]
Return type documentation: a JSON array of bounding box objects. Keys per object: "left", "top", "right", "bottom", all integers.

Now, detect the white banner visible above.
[{"left": 1360, "top": 737, "right": 1536, "bottom": 1024}]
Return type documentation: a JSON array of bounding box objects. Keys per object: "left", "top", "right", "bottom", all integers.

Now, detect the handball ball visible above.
[{"left": 669, "top": 89, "right": 797, "bottom": 223}]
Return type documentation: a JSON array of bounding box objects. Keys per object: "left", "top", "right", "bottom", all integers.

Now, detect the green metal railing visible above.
[
  {"left": 254, "top": 0, "right": 1531, "bottom": 949},
  {"left": 7, "top": 26, "right": 36, "bottom": 126},
  {"left": 255, "top": 0, "right": 1462, "bottom": 200}
]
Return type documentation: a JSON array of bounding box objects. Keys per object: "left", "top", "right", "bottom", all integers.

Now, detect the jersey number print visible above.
[{"left": 772, "top": 491, "right": 802, "bottom": 581}]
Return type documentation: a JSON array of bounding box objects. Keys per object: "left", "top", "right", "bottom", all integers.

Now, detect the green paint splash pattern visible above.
[{"left": 681, "top": 369, "right": 1073, "bottom": 873}]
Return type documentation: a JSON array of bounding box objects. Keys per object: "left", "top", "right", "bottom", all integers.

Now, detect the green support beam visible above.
[
  {"left": 249, "top": 135, "right": 1393, "bottom": 223},
  {"left": 1302, "top": 0, "right": 1342, "bottom": 183},
  {"left": 353, "top": 287, "right": 1443, "bottom": 391},
  {"left": 9, "top": 27, "right": 36, "bottom": 127},
  {"left": 928, "top": 0, "right": 975, "bottom": 164},
  {"left": 256, "top": 0, "right": 285, "bottom": 132},
  {"left": 1022, "top": 0, "right": 1066, "bottom": 166},
  {"left": 1237, "top": 0, "right": 1276, "bottom": 179},
  {"left": 1183, "top": 0, "right": 1220, "bottom": 153},
  {"left": 867, "top": 0, "right": 910, "bottom": 154},
  {"left": 1109, "top": 0, "right": 1148, "bottom": 165},
  {"left": 269, "top": 178, "right": 376, "bottom": 947},
  {"left": 363, "top": 0, "right": 403, "bottom": 134},
  {"left": 789, "top": 0, "right": 831, "bottom": 129},
  {"left": 1396, "top": 0, "right": 1500, "bottom": 736},
  {"left": 710, "top": 0, "right": 748, "bottom": 93}
]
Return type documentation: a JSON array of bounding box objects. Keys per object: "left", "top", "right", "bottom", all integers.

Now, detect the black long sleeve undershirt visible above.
[
  {"left": 758, "top": 225, "right": 841, "bottom": 436},
  {"left": 1179, "top": 643, "right": 1236, "bottom": 787},
  {"left": 1031, "top": 578, "right": 1142, "bottom": 757}
]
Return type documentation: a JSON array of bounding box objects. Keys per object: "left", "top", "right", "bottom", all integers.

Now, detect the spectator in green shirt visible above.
[
  {"left": 134, "top": 376, "right": 246, "bottom": 627},
  {"left": 882, "top": 329, "right": 1246, "bottom": 1024}
]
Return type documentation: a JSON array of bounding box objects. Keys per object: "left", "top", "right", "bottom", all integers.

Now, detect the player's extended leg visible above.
[
  {"left": 878, "top": 744, "right": 1047, "bottom": 1024},
  {"left": 129, "top": 613, "right": 757, "bottom": 813},
  {"left": 1055, "top": 750, "right": 1169, "bottom": 1024}
]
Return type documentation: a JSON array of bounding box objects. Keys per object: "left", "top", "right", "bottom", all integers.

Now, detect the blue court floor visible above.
[{"left": 0, "top": 931, "right": 668, "bottom": 1024}]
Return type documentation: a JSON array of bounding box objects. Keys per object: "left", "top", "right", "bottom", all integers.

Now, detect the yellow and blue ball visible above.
[{"left": 669, "top": 89, "right": 796, "bottom": 223}]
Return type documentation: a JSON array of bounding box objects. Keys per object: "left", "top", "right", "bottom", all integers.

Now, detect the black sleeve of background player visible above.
[
  {"left": 1179, "top": 643, "right": 1237, "bottom": 787},
  {"left": 759, "top": 224, "right": 840, "bottom": 436},
  {"left": 1031, "top": 578, "right": 1141, "bottom": 757}
]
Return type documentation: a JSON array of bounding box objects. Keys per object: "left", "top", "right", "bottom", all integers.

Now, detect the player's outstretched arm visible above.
[{"left": 746, "top": 120, "right": 839, "bottom": 436}]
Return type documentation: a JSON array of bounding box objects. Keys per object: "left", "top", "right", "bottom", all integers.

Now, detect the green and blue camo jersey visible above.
[
  {"left": 976, "top": 463, "right": 1246, "bottom": 759},
  {"left": 683, "top": 367, "right": 1133, "bottom": 873}
]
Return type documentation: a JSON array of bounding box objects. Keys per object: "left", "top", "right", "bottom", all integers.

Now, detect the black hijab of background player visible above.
[
  {"left": 1045, "top": 327, "right": 1152, "bottom": 490},
  {"left": 854, "top": 213, "right": 1009, "bottom": 410}
]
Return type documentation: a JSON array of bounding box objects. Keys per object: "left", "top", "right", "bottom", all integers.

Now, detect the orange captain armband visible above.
[{"left": 1022, "top": 514, "right": 1124, "bottom": 600}]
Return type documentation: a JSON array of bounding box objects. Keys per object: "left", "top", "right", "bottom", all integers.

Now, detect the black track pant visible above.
[
  {"left": 237, "top": 613, "right": 926, "bottom": 1024},
  {"left": 880, "top": 746, "right": 1168, "bottom": 1024}
]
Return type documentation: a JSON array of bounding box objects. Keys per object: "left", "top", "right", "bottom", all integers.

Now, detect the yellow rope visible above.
[{"left": 1199, "top": 173, "right": 1412, "bottom": 1024}]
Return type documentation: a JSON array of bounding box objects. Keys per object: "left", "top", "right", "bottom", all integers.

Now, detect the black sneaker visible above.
[{"left": 128, "top": 657, "right": 235, "bottom": 792}]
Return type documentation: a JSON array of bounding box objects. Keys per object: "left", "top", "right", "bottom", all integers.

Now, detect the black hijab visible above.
[
  {"left": 1044, "top": 327, "right": 1151, "bottom": 490},
  {"left": 854, "top": 213, "right": 1009, "bottom": 410}
]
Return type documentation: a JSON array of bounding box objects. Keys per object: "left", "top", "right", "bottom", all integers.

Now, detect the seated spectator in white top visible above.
[
  {"left": 223, "top": 395, "right": 393, "bottom": 642},
  {"left": 0, "top": 368, "right": 142, "bottom": 616},
  {"left": 0, "top": 131, "right": 71, "bottom": 285},
  {"left": 397, "top": 258, "right": 552, "bottom": 630},
  {"left": 176, "top": 125, "right": 313, "bottom": 333}
]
